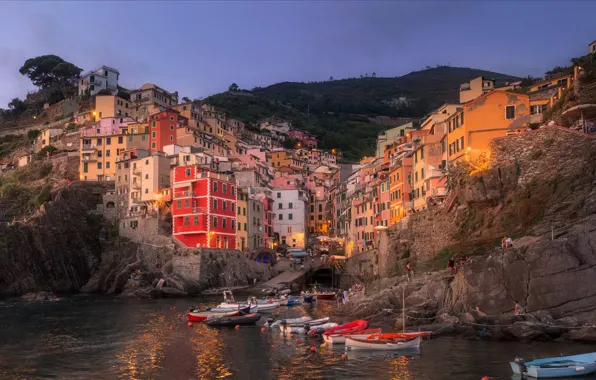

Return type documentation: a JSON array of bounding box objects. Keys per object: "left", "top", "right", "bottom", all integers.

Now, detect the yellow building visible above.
[
  {"left": 95, "top": 95, "right": 138, "bottom": 121},
  {"left": 529, "top": 73, "right": 573, "bottom": 93},
  {"left": 447, "top": 90, "right": 530, "bottom": 163},
  {"left": 80, "top": 117, "right": 149, "bottom": 181},
  {"left": 459, "top": 76, "right": 496, "bottom": 103},
  {"left": 236, "top": 188, "right": 249, "bottom": 251},
  {"left": 128, "top": 152, "right": 171, "bottom": 209}
]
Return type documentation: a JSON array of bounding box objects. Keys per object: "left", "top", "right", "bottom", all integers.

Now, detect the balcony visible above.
[
  {"left": 424, "top": 169, "right": 443, "bottom": 181},
  {"left": 81, "top": 144, "right": 97, "bottom": 152},
  {"left": 132, "top": 182, "right": 141, "bottom": 189},
  {"left": 430, "top": 187, "right": 447, "bottom": 197},
  {"left": 174, "top": 224, "right": 207, "bottom": 234},
  {"left": 81, "top": 155, "right": 97, "bottom": 162},
  {"left": 174, "top": 191, "right": 196, "bottom": 198},
  {"left": 132, "top": 168, "right": 142, "bottom": 175}
]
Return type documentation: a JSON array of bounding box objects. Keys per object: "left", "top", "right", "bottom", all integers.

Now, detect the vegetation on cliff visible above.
[{"left": 206, "top": 67, "right": 518, "bottom": 160}]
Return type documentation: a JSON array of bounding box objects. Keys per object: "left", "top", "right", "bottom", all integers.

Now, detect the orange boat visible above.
[
  {"left": 367, "top": 331, "right": 431, "bottom": 340},
  {"left": 323, "top": 320, "right": 369, "bottom": 336}
]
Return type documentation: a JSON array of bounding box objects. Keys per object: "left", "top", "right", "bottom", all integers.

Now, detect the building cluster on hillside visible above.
[{"left": 15, "top": 38, "right": 596, "bottom": 257}]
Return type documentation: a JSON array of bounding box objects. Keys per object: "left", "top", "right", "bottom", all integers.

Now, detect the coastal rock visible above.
[
  {"left": 555, "top": 316, "right": 578, "bottom": 328},
  {"left": 160, "top": 287, "right": 188, "bottom": 297},
  {"left": 416, "top": 323, "right": 456, "bottom": 336},
  {"left": 438, "top": 313, "right": 459, "bottom": 325},
  {"left": 569, "top": 327, "right": 596, "bottom": 342},
  {"left": 458, "top": 312, "right": 475, "bottom": 324},
  {"left": 470, "top": 310, "right": 489, "bottom": 324},
  {"left": 510, "top": 322, "right": 550, "bottom": 341},
  {"left": 532, "top": 310, "right": 554, "bottom": 325},
  {"left": 133, "top": 287, "right": 162, "bottom": 299},
  {"left": 21, "top": 291, "right": 59, "bottom": 301}
]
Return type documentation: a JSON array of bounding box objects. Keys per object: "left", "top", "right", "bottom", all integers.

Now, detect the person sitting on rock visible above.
[{"left": 514, "top": 300, "right": 519, "bottom": 315}]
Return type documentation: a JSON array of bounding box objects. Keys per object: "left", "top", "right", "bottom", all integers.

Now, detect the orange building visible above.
[
  {"left": 389, "top": 156, "right": 413, "bottom": 224},
  {"left": 149, "top": 109, "right": 188, "bottom": 152},
  {"left": 447, "top": 90, "right": 530, "bottom": 162}
]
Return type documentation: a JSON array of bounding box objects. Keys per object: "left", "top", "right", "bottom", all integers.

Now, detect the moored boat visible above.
[
  {"left": 323, "top": 320, "right": 369, "bottom": 336},
  {"left": 266, "top": 316, "right": 312, "bottom": 328},
  {"left": 281, "top": 322, "right": 338, "bottom": 335},
  {"left": 315, "top": 292, "right": 336, "bottom": 301},
  {"left": 303, "top": 295, "right": 315, "bottom": 303},
  {"left": 510, "top": 352, "right": 596, "bottom": 378},
  {"left": 188, "top": 309, "right": 241, "bottom": 322},
  {"left": 323, "top": 328, "right": 382, "bottom": 345},
  {"left": 345, "top": 336, "right": 421, "bottom": 351},
  {"left": 366, "top": 331, "right": 431, "bottom": 340},
  {"left": 206, "top": 313, "right": 261, "bottom": 327}
]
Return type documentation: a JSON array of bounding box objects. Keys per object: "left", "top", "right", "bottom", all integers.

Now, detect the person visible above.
[
  {"left": 514, "top": 300, "right": 519, "bottom": 315},
  {"left": 406, "top": 262, "right": 412, "bottom": 280},
  {"left": 336, "top": 288, "right": 343, "bottom": 306},
  {"left": 343, "top": 288, "right": 349, "bottom": 304},
  {"left": 501, "top": 236, "right": 507, "bottom": 248},
  {"left": 447, "top": 258, "right": 456, "bottom": 274},
  {"left": 507, "top": 237, "right": 513, "bottom": 247}
]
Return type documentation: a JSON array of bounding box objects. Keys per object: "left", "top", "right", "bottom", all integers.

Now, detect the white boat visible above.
[
  {"left": 254, "top": 302, "right": 280, "bottom": 313},
  {"left": 279, "top": 317, "right": 329, "bottom": 327},
  {"left": 322, "top": 328, "right": 383, "bottom": 345},
  {"left": 345, "top": 336, "right": 421, "bottom": 351},
  {"left": 266, "top": 316, "right": 312, "bottom": 328},
  {"left": 281, "top": 322, "right": 338, "bottom": 335}
]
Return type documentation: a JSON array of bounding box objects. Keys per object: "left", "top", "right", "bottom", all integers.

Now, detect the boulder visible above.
[
  {"left": 555, "top": 316, "right": 578, "bottom": 328},
  {"left": 532, "top": 310, "right": 554, "bottom": 325},
  {"left": 470, "top": 310, "right": 489, "bottom": 324},
  {"left": 438, "top": 313, "right": 459, "bottom": 325},
  {"left": 569, "top": 327, "right": 596, "bottom": 342},
  {"left": 510, "top": 322, "right": 551, "bottom": 341},
  {"left": 21, "top": 291, "right": 59, "bottom": 301},
  {"left": 160, "top": 287, "right": 188, "bottom": 297},
  {"left": 458, "top": 312, "right": 475, "bottom": 324},
  {"left": 134, "top": 287, "right": 162, "bottom": 299}
]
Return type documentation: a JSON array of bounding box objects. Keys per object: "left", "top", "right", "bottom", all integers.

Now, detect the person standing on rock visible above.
[
  {"left": 406, "top": 262, "right": 412, "bottom": 281},
  {"left": 514, "top": 300, "right": 519, "bottom": 315}
]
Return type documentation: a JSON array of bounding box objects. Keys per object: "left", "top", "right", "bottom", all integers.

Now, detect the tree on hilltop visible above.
[
  {"left": 228, "top": 83, "right": 239, "bottom": 92},
  {"left": 19, "top": 55, "right": 82, "bottom": 99}
]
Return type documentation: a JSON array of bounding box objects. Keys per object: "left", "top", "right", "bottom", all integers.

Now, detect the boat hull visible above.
[
  {"left": 527, "top": 363, "right": 596, "bottom": 378},
  {"left": 367, "top": 332, "right": 431, "bottom": 340},
  {"left": 323, "top": 320, "right": 368, "bottom": 336},
  {"left": 255, "top": 302, "right": 280, "bottom": 313},
  {"left": 323, "top": 328, "right": 383, "bottom": 345},
  {"left": 315, "top": 293, "right": 336, "bottom": 300},
  {"left": 267, "top": 316, "right": 312, "bottom": 328},
  {"left": 188, "top": 310, "right": 240, "bottom": 322},
  {"left": 280, "top": 322, "right": 337, "bottom": 335},
  {"left": 511, "top": 352, "right": 596, "bottom": 378},
  {"left": 345, "top": 336, "right": 421, "bottom": 351},
  {"left": 206, "top": 313, "right": 261, "bottom": 327}
]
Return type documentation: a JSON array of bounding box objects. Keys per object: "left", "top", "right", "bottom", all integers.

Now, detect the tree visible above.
[
  {"left": 372, "top": 72, "right": 376, "bottom": 78},
  {"left": 182, "top": 96, "right": 191, "bottom": 103},
  {"left": 8, "top": 98, "right": 27, "bottom": 115},
  {"left": 329, "top": 76, "right": 334, "bottom": 81},
  {"left": 228, "top": 83, "right": 239, "bottom": 92},
  {"left": 19, "top": 55, "right": 82, "bottom": 99}
]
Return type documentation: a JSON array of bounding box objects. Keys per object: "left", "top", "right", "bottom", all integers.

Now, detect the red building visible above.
[
  {"left": 149, "top": 109, "right": 188, "bottom": 152},
  {"left": 172, "top": 166, "right": 237, "bottom": 248}
]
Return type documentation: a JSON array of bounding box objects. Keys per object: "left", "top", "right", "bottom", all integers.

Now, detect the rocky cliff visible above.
[{"left": 342, "top": 127, "right": 596, "bottom": 335}]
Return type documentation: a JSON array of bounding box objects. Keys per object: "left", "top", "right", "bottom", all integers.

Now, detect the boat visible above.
[
  {"left": 323, "top": 328, "right": 383, "bottom": 345},
  {"left": 280, "top": 296, "right": 303, "bottom": 306},
  {"left": 303, "top": 295, "right": 315, "bottom": 303},
  {"left": 345, "top": 336, "right": 421, "bottom": 351},
  {"left": 206, "top": 313, "right": 261, "bottom": 327},
  {"left": 315, "top": 292, "right": 336, "bottom": 301},
  {"left": 265, "top": 316, "right": 312, "bottom": 328},
  {"left": 323, "top": 320, "right": 369, "bottom": 336},
  {"left": 366, "top": 331, "right": 431, "bottom": 340},
  {"left": 254, "top": 302, "right": 280, "bottom": 313},
  {"left": 510, "top": 352, "right": 596, "bottom": 378},
  {"left": 187, "top": 307, "right": 248, "bottom": 322},
  {"left": 281, "top": 322, "right": 338, "bottom": 335},
  {"left": 280, "top": 317, "right": 329, "bottom": 327}
]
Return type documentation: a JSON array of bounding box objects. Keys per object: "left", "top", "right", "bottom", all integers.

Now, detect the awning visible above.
[{"left": 562, "top": 104, "right": 596, "bottom": 119}]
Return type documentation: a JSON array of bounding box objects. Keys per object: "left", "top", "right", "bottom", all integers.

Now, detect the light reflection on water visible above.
[{"left": 2, "top": 296, "right": 596, "bottom": 380}]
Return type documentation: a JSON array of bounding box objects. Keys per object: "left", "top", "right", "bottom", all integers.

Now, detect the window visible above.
[
  {"left": 279, "top": 214, "right": 283, "bottom": 220},
  {"left": 318, "top": 204, "right": 322, "bottom": 212},
  {"left": 83, "top": 163, "right": 88, "bottom": 173},
  {"left": 506, "top": 106, "right": 515, "bottom": 120},
  {"left": 106, "top": 150, "right": 111, "bottom": 157},
  {"left": 213, "top": 199, "right": 218, "bottom": 209},
  {"left": 170, "top": 125, "right": 174, "bottom": 130},
  {"left": 288, "top": 227, "right": 292, "bottom": 233},
  {"left": 106, "top": 162, "right": 111, "bottom": 169},
  {"left": 277, "top": 192, "right": 281, "bottom": 199},
  {"left": 243, "top": 208, "right": 246, "bottom": 216},
  {"left": 420, "top": 147, "right": 424, "bottom": 159},
  {"left": 223, "top": 201, "right": 227, "bottom": 211},
  {"left": 278, "top": 203, "right": 283, "bottom": 210},
  {"left": 231, "top": 220, "right": 235, "bottom": 230},
  {"left": 97, "top": 162, "right": 102, "bottom": 169},
  {"left": 244, "top": 223, "right": 247, "bottom": 231},
  {"left": 118, "top": 136, "right": 123, "bottom": 144},
  {"left": 177, "top": 200, "right": 181, "bottom": 209},
  {"left": 152, "top": 121, "right": 156, "bottom": 128},
  {"left": 106, "top": 137, "right": 111, "bottom": 145},
  {"left": 185, "top": 168, "right": 191, "bottom": 176},
  {"left": 318, "top": 215, "right": 322, "bottom": 221},
  {"left": 213, "top": 181, "right": 218, "bottom": 192},
  {"left": 288, "top": 202, "right": 293, "bottom": 209},
  {"left": 184, "top": 217, "right": 190, "bottom": 226},
  {"left": 222, "top": 218, "right": 227, "bottom": 228},
  {"left": 213, "top": 216, "right": 218, "bottom": 227},
  {"left": 289, "top": 213, "right": 293, "bottom": 220},
  {"left": 170, "top": 136, "right": 173, "bottom": 141},
  {"left": 151, "top": 142, "right": 156, "bottom": 149},
  {"left": 421, "top": 168, "right": 425, "bottom": 179},
  {"left": 222, "top": 184, "right": 227, "bottom": 194},
  {"left": 185, "top": 200, "right": 190, "bottom": 208},
  {"left": 231, "top": 186, "right": 235, "bottom": 196}
]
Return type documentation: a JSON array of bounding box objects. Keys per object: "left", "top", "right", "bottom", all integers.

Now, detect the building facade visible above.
[{"left": 78, "top": 66, "right": 119, "bottom": 96}]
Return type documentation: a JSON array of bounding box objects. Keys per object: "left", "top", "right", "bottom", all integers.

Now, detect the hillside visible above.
[{"left": 205, "top": 67, "right": 520, "bottom": 160}]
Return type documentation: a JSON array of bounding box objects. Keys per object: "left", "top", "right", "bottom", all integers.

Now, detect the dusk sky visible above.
[{"left": 1, "top": 1, "right": 595, "bottom": 106}]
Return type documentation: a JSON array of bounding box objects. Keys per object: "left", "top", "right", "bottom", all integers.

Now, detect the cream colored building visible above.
[
  {"left": 37, "top": 127, "right": 64, "bottom": 152},
  {"left": 80, "top": 117, "right": 149, "bottom": 181},
  {"left": 130, "top": 83, "right": 178, "bottom": 120},
  {"left": 376, "top": 121, "right": 418, "bottom": 158},
  {"left": 236, "top": 187, "right": 249, "bottom": 251},
  {"left": 95, "top": 95, "right": 138, "bottom": 121},
  {"left": 459, "top": 76, "right": 495, "bottom": 103},
  {"left": 128, "top": 152, "right": 171, "bottom": 210}
]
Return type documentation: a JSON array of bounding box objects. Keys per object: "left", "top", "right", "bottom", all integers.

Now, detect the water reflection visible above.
[{"left": 191, "top": 324, "right": 232, "bottom": 379}]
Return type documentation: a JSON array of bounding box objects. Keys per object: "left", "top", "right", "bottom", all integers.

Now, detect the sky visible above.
[{"left": 0, "top": 1, "right": 595, "bottom": 106}]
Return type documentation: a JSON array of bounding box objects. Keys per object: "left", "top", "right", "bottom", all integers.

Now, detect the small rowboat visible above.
[
  {"left": 303, "top": 295, "right": 315, "bottom": 303},
  {"left": 255, "top": 302, "right": 280, "bottom": 313},
  {"left": 188, "top": 310, "right": 240, "bottom": 322},
  {"left": 283, "top": 297, "right": 304, "bottom": 306},
  {"left": 278, "top": 317, "right": 329, "bottom": 328},
  {"left": 345, "top": 336, "right": 421, "bottom": 351},
  {"left": 323, "top": 320, "right": 368, "bottom": 336},
  {"left": 323, "top": 328, "right": 383, "bottom": 345},
  {"left": 510, "top": 352, "right": 596, "bottom": 378},
  {"left": 315, "top": 292, "right": 336, "bottom": 301},
  {"left": 282, "top": 322, "right": 338, "bottom": 335},
  {"left": 206, "top": 313, "right": 261, "bottom": 327},
  {"left": 266, "top": 316, "right": 312, "bottom": 328},
  {"left": 366, "top": 331, "right": 431, "bottom": 340}
]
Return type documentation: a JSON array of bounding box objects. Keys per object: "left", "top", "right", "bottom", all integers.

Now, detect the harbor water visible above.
[{"left": 1, "top": 296, "right": 595, "bottom": 379}]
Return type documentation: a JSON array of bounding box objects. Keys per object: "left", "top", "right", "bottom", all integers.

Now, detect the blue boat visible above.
[
  {"left": 510, "top": 352, "right": 596, "bottom": 378},
  {"left": 303, "top": 295, "right": 314, "bottom": 303}
]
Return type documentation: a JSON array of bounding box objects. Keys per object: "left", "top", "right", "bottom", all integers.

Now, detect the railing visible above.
[
  {"left": 430, "top": 187, "right": 447, "bottom": 197},
  {"left": 132, "top": 168, "right": 142, "bottom": 175},
  {"left": 81, "top": 144, "right": 96, "bottom": 151},
  {"left": 192, "top": 207, "right": 207, "bottom": 213},
  {"left": 131, "top": 182, "right": 141, "bottom": 189},
  {"left": 424, "top": 169, "right": 443, "bottom": 180},
  {"left": 174, "top": 191, "right": 196, "bottom": 198},
  {"left": 81, "top": 156, "right": 96, "bottom": 162}
]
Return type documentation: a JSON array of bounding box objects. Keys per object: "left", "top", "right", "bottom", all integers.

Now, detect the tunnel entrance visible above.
[{"left": 310, "top": 268, "right": 334, "bottom": 288}]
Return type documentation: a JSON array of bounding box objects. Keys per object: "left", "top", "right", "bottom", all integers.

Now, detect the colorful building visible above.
[
  {"left": 149, "top": 109, "right": 188, "bottom": 152},
  {"left": 171, "top": 166, "right": 237, "bottom": 248},
  {"left": 236, "top": 188, "right": 249, "bottom": 252},
  {"left": 95, "top": 95, "right": 137, "bottom": 121},
  {"left": 272, "top": 188, "right": 308, "bottom": 248}
]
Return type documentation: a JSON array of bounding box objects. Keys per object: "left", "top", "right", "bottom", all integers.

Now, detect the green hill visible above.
[{"left": 205, "top": 67, "right": 520, "bottom": 161}]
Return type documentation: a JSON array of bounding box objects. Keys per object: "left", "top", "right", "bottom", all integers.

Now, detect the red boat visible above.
[
  {"left": 314, "top": 293, "right": 336, "bottom": 301},
  {"left": 366, "top": 331, "right": 431, "bottom": 340},
  {"left": 187, "top": 310, "right": 240, "bottom": 322},
  {"left": 323, "top": 320, "right": 369, "bottom": 336}
]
